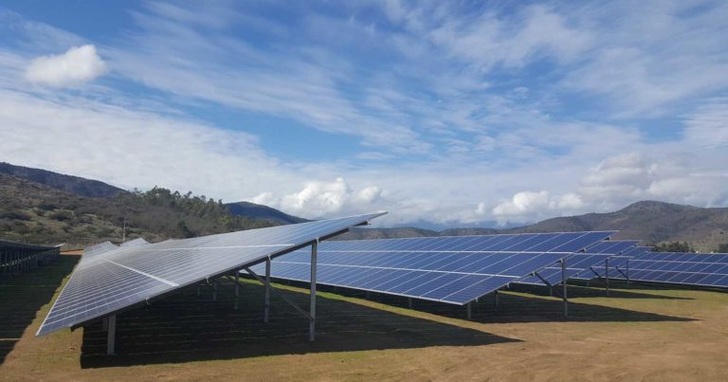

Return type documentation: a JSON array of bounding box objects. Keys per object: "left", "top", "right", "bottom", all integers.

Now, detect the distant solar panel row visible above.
[
  {"left": 250, "top": 231, "right": 615, "bottom": 305},
  {"left": 607, "top": 252, "right": 728, "bottom": 288},
  {"left": 517, "top": 240, "right": 639, "bottom": 286},
  {"left": 581, "top": 247, "right": 652, "bottom": 279},
  {"left": 37, "top": 212, "right": 385, "bottom": 336}
]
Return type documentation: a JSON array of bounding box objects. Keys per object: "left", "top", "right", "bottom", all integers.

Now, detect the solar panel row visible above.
[
  {"left": 516, "top": 240, "right": 639, "bottom": 286},
  {"left": 37, "top": 212, "right": 386, "bottom": 336},
  {"left": 606, "top": 252, "right": 728, "bottom": 288},
  {"left": 250, "top": 231, "right": 615, "bottom": 305}
]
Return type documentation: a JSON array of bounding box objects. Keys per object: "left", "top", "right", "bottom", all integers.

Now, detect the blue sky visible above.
[{"left": 1, "top": 1, "right": 727, "bottom": 227}]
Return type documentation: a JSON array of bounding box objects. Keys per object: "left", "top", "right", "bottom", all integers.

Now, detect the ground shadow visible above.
[
  {"left": 575, "top": 279, "right": 728, "bottom": 295},
  {"left": 80, "top": 280, "right": 518, "bottom": 368},
  {"left": 508, "top": 283, "right": 693, "bottom": 300},
  {"left": 312, "top": 283, "right": 696, "bottom": 325},
  {"left": 0, "top": 254, "right": 79, "bottom": 364}
]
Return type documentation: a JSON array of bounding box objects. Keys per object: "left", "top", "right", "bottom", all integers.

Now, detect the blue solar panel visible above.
[
  {"left": 582, "top": 247, "right": 652, "bottom": 279},
  {"left": 37, "top": 212, "right": 385, "bottom": 336},
  {"left": 516, "top": 240, "right": 638, "bottom": 286},
  {"left": 249, "top": 231, "right": 614, "bottom": 305},
  {"left": 584, "top": 240, "right": 639, "bottom": 254},
  {"left": 516, "top": 253, "right": 612, "bottom": 286},
  {"left": 605, "top": 252, "right": 728, "bottom": 288}
]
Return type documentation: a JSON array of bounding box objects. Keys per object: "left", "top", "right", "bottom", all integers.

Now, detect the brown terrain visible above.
[{"left": 1, "top": 252, "right": 727, "bottom": 381}]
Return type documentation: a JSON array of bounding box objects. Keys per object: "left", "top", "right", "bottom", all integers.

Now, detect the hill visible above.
[
  {"left": 2, "top": 163, "right": 727, "bottom": 251},
  {"left": 226, "top": 201, "right": 307, "bottom": 225},
  {"left": 330, "top": 201, "right": 728, "bottom": 252},
  {"left": 0, "top": 162, "right": 124, "bottom": 198},
  {"left": 510, "top": 200, "right": 728, "bottom": 252},
  {"left": 0, "top": 173, "right": 271, "bottom": 247}
]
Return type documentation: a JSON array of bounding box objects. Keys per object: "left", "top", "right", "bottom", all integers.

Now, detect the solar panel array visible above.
[
  {"left": 581, "top": 246, "right": 652, "bottom": 280},
  {"left": 249, "top": 231, "right": 614, "bottom": 305},
  {"left": 37, "top": 212, "right": 385, "bottom": 336},
  {"left": 605, "top": 252, "right": 728, "bottom": 288},
  {"left": 517, "top": 241, "right": 638, "bottom": 286}
]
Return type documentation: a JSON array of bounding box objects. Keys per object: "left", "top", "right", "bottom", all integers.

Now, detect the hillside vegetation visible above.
[{"left": 0, "top": 173, "right": 271, "bottom": 247}]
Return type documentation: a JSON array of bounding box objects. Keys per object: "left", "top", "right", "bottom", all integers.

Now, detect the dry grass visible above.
[{"left": 2, "top": 253, "right": 728, "bottom": 381}]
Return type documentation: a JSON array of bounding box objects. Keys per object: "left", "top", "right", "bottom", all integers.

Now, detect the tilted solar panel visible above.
[
  {"left": 37, "top": 212, "right": 386, "bottom": 336},
  {"left": 606, "top": 252, "right": 728, "bottom": 288},
  {"left": 518, "top": 240, "right": 639, "bottom": 286},
  {"left": 582, "top": 247, "right": 652, "bottom": 280},
  {"left": 80, "top": 241, "right": 119, "bottom": 262},
  {"left": 515, "top": 253, "right": 612, "bottom": 286},
  {"left": 249, "top": 231, "right": 615, "bottom": 305},
  {"left": 119, "top": 238, "right": 149, "bottom": 247}
]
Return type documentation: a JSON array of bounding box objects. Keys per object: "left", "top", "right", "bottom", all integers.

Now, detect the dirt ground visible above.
[{"left": 1, "top": 253, "right": 727, "bottom": 381}]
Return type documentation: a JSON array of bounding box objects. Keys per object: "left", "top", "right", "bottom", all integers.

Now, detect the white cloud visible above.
[
  {"left": 261, "top": 178, "right": 385, "bottom": 219},
  {"left": 2, "top": 3, "right": 728, "bottom": 229},
  {"left": 493, "top": 191, "right": 550, "bottom": 218},
  {"left": 25, "top": 45, "right": 107, "bottom": 87}
]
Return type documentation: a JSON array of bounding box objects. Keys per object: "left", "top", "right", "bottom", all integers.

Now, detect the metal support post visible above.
[
  {"left": 197, "top": 284, "right": 201, "bottom": 296},
  {"left": 264, "top": 257, "right": 271, "bottom": 323},
  {"left": 605, "top": 258, "right": 610, "bottom": 296},
  {"left": 234, "top": 271, "right": 240, "bottom": 310},
  {"left": 212, "top": 281, "right": 218, "bottom": 301},
  {"left": 106, "top": 314, "right": 116, "bottom": 355},
  {"left": 466, "top": 302, "right": 472, "bottom": 320},
  {"left": 309, "top": 240, "right": 318, "bottom": 342},
  {"left": 561, "top": 258, "right": 568, "bottom": 317},
  {"left": 408, "top": 298, "right": 413, "bottom": 309},
  {"left": 495, "top": 290, "right": 500, "bottom": 309},
  {"left": 626, "top": 259, "right": 630, "bottom": 287}
]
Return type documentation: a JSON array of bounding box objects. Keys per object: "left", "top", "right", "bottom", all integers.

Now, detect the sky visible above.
[{"left": 1, "top": 0, "right": 727, "bottom": 228}]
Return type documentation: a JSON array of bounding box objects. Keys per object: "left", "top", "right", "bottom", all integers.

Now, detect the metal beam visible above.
[
  {"left": 264, "top": 257, "right": 271, "bottom": 323},
  {"left": 234, "top": 271, "right": 240, "bottom": 310},
  {"left": 309, "top": 240, "right": 318, "bottom": 342},
  {"left": 106, "top": 314, "right": 116, "bottom": 355},
  {"left": 605, "top": 257, "right": 610, "bottom": 296},
  {"left": 533, "top": 271, "right": 553, "bottom": 288},
  {"left": 626, "top": 259, "right": 630, "bottom": 287},
  {"left": 244, "top": 267, "right": 312, "bottom": 321},
  {"left": 561, "top": 258, "right": 568, "bottom": 317}
]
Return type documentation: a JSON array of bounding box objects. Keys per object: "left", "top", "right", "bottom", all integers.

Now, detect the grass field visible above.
[{"left": 1, "top": 253, "right": 728, "bottom": 381}]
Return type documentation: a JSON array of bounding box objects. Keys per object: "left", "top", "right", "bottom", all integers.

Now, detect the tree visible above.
[
  {"left": 717, "top": 243, "right": 728, "bottom": 253},
  {"left": 177, "top": 220, "right": 194, "bottom": 238}
]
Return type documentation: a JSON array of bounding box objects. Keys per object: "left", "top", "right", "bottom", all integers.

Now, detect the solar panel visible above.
[
  {"left": 518, "top": 240, "right": 639, "bottom": 286},
  {"left": 606, "top": 252, "right": 728, "bottom": 288},
  {"left": 120, "top": 238, "right": 149, "bottom": 247},
  {"left": 81, "top": 241, "right": 119, "bottom": 261},
  {"left": 582, "top": 247, "right": 652, "bottom": 280},
  {"left": 516, "top": 253, "right": 612, "bottom": 286},
  {"left": 584, "top": 240, "right": 639, "bottom": 254},
  {"left": 249, "top": 231, "right": 615, "bottom": 305},
  {"left": 37, "top": 212, "right": 385, "bottom": 336}
]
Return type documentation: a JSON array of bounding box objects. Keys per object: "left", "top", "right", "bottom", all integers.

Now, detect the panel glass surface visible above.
[
  {"left": 250, "top": 231, "right": 613, "bottom": 305},
  {"left": 37, "top": 212, "right": 385, "bottom": 336},
  {"left": 601, "top": 251, "right": 728, "bottom": 288}
]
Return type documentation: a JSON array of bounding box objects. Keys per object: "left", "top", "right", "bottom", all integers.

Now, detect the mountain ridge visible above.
[{"left": 1, "top": 162, "right": 727, "bottom": 251}]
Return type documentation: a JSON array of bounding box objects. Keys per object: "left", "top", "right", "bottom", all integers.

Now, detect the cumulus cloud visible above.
[
  {"left": 493, "top": 191, "right": 550, "bottom": 218},
  {"left": 25, "top": 44, "right": 107, "bottom": 87},
  {"left": 253, "top": 178, "right": 385, "bottom": 219}
]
